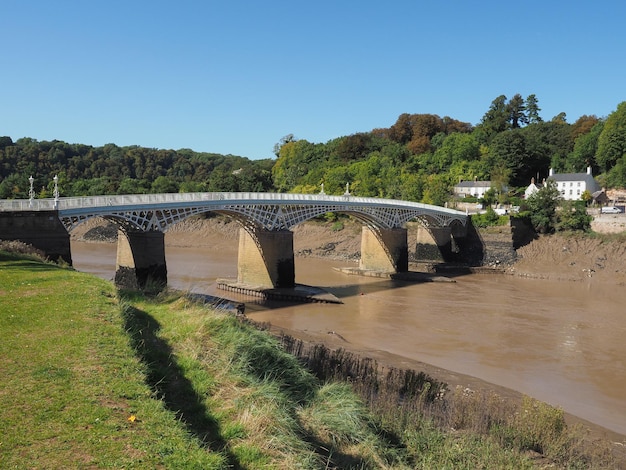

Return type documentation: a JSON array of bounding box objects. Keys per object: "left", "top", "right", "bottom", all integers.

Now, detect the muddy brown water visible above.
[{"left": 71, "top": 240, "right": 626, "bottom": 436}]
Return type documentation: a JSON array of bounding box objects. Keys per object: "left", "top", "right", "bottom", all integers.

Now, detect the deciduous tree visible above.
[
  {"left": 526, "top": 179, "right": 561, "bottom": 233},
  {"left": 596, "top": 101, "right": 626, "bottom": 172}
]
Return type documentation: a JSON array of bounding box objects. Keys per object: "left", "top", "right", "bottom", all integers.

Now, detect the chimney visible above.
[
  {"left": 549, "top": 168, "right": 554, "bottom": 176},
  {"left": 587, "top": 166, "right": 592, "bottom": 175}
]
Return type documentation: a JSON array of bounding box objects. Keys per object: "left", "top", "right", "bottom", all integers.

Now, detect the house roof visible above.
[
  {"left": 549, "top": 172, "right": 592, "bottom": 182},
  {"left": 454, "top": 181, "right": 491, "bottom": 188}
]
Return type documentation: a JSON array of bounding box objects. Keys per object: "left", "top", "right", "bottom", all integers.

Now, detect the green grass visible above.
[
  {"left": 1, "top": 249, "right": 619, "bottom": 469},
  {"left": 0, "top": 251, "right": 227, "bottom": 468}
]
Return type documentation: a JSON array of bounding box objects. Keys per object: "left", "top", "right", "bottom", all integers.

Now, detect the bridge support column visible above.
[
  {"left": 115, "top": 230, "right": 167, "bottom": 290},
  {"left": 415, "top": 225, "right": 458, "bottom": 262},
  {"left": 359, "top": 226, "right": 408, "bottom": 273},
  {"left": 0, "top": 211, "right": 71, "bottom": 264},
  {"left": 237, "top": 227, "right": 295, "bottom": 289}
]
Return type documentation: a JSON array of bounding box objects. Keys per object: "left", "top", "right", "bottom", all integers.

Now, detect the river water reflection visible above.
[{"left": 71, "top": 240, "right": 626, "bottom": 435}]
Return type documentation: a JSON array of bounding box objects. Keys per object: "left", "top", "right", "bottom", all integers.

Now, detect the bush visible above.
[
  {"left": 471, "top": 207, "right": 508, "bottom": 227},
  {"left": 556, "top": 200, "right": 592, "bottom": 232}
]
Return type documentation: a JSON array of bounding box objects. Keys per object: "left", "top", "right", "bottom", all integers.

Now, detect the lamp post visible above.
[
  {"left": 53, "top": 175, "right": 59, "bottom": 209},
  {"left": 28, "top": 175, "right": 34, "bottom": 208}
]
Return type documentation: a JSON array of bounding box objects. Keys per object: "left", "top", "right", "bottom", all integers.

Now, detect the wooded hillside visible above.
[{"left": 2, "top": 96, "right": 625, "bottom": 204}]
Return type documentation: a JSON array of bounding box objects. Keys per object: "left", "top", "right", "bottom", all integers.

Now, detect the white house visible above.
[
  {"left": 453, "top": 180, "right": 492, "bottom": 199},
  {"left": 524, "top": 177, "right": 541, "bottom": 199},
  {"left": 547, "top": 166, "right": 600, "bottom": 201}
]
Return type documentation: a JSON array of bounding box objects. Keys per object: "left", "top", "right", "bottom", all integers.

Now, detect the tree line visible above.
[
  {"left": 272, "top": 96, "right": 626, "bottom": 205},
  {"left": 0, "top": 139, "right": 274, "bottom": 199},
  {"left": 1, "top": 96, "right": 625, "bottom": 204}
]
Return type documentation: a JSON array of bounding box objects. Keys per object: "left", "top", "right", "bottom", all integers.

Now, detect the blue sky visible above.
[{"left": 2, "top": 1, "right": 624, "bottom": 160}]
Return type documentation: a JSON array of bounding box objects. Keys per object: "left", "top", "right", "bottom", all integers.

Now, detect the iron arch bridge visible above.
[{"left": 1, "top": 192, "right": 468, "bottom": 233}]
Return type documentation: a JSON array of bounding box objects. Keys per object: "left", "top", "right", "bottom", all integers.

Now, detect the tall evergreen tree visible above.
[
  {"left": 525, "top": 94, "right": 542, "bottom": 124},
  {"left": 508, "top": 93, "right": 528, "bottom": 129},
  {"left": 478, "top": 95, "right": 509, "bottom": 140}
]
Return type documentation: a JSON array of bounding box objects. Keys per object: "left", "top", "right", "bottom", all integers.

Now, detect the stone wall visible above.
[{"left": 0, "top": 211, "right": 71, "bottom": 263}]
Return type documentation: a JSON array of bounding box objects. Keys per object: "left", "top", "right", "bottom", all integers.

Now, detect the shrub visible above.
[
  {"left": 471, "top": 206, "right": 508, "bottom": 227},
  {"left": 556, "top": 200, "right": 592, "bottom": 232}
]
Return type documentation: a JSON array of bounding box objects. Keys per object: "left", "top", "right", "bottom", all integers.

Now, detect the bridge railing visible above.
[{"left": 0, "top": 191, "right": 466, "bottom": 216}]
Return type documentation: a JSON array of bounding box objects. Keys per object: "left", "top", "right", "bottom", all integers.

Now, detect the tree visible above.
[
  {"left": 480, "top": 187, "right": 498, "bottom": 207},
  {"left": 335, "top": 133, "right": 374, "bottom": 162},
  {"left": 273, "top": 134, "right": 296, "bottom": 157},
  {"left": 484, "top": 130, "right": 528, "bottom": 186},
  {"left": 526, "top": 179, "right": 561, "bottom": 233},
  {"left": 479, "top": 95, "right": 509, "bottom": 139},
  {"left": 151, "top": 176, "right": 179, "bottom": 193},
  {"left": 508, "top": 93, "right": 527, "bottom": 129},
  {"left": 605, "top": 155, "right": 626, "bottom": 188},
  {"left": 421, "top": 174, "right": 451, "bottom": 206},
  {"left": 570, "top": 115, "right": 600, "bottom": 141},
  {"left": 556, "top": 200, "right": 592, "bottom": 232},
  {"left": 271, "top": 139, "right": 322, "bottom": 191},
  {"left": 523, "top": 120, "right": 572, "bottom": 177},
  {"left": 0, "top": 136, "right": 14, "bottom": 149},
  {"left": 433, "top": 133, "right": 480, "bottom": 172},
  {"left": 566, "top": 120, "right": 604, "bottom": 172},
  {"left": 525, "top": 94, "right": 542, "bottom": 124},
  {"left": 388, "top": 113, "right": 414, "bottom": 145},
  {"left": 596, "top": 101, "right": 626, "bottom": 172},
  {"left": 490, "top": 166, "right": 511, "bottom": 204}
]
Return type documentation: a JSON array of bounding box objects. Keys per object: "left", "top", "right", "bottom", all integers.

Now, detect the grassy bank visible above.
[{"left": 0, "top": 249, "right": 618, "bottom": 468}]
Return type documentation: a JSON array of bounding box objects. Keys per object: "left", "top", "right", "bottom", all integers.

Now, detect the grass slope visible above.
[{"left": 0, "top": 252, "right": 226, "bottom": 468}]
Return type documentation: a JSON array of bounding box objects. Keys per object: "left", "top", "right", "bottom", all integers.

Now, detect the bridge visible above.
[{"left": 0, "top": 192, "right": 469, "bottom": 291}]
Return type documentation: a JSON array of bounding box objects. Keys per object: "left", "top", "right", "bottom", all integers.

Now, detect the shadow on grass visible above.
[
  {"left": 0, "top": 253, "right": 60, "bottom": 270},
  {"left": 121, "top": 303, "right": 244, "bottom": 469}
]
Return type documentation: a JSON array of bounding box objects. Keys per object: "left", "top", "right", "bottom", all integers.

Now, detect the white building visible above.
[
  {"left": 547, "top": 166, "right": 600, "bottom": 201},
  {"left": 524, "top": 177, "right": 541, "bottom": 199},
  {"left": 453, "top": 180, "right": 492, "bottom": 199}
]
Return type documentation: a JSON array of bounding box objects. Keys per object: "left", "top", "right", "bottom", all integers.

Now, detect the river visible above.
[{"left": 71, "top": 240, "right": 626, "bottom": 436}]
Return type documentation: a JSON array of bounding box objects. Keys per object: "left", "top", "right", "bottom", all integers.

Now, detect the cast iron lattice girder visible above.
[{"left": 59, "top": 202, "right": 463, "bottom": 234}]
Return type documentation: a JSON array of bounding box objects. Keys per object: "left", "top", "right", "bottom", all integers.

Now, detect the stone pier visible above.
[
  {"left": 115, "top": 229, "right": 167, "bottom": 290},
  {"left": 359, "top": 226, "right": 408, "bottom": 273},
  {"left": 237, "top": 227, "right": 295, "bottom": 289}
]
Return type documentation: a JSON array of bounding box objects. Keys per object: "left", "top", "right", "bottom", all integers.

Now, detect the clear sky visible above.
[{"left": 2, "top": 1, "right": 625, "bottom": 160}]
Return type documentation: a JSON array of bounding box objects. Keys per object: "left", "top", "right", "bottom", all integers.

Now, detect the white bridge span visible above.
[{"left": 1, "top": 192, "right": 468, "bottom": 232}]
